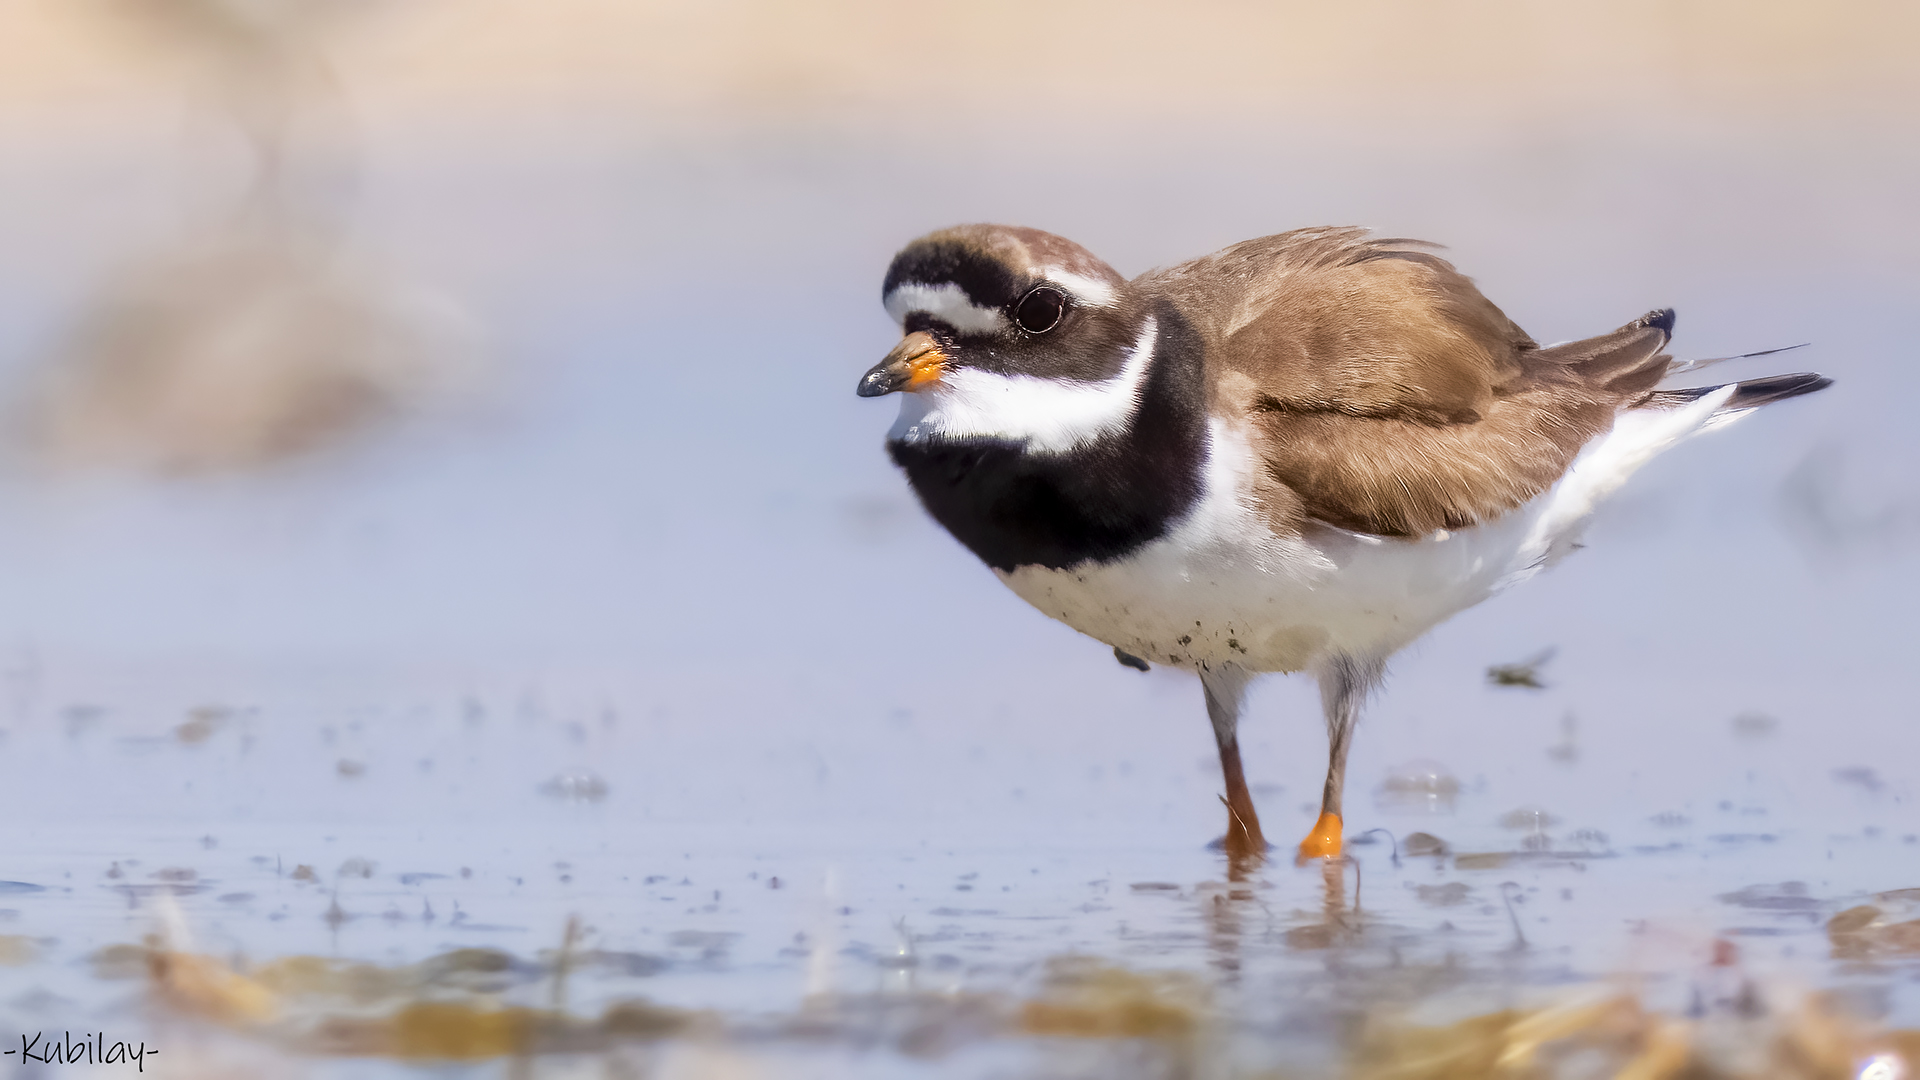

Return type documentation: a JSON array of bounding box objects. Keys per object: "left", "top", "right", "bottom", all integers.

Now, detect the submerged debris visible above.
[
  {"left": 292, "top": 993, "right": 697, "bottom": 1060},
  {"left": 124, "top": 937, "right": 699, "bottom": 1060},
  {"left": 1413, "top": 882, "right": 1473, "bottom": 907},
  {"left": 1829, "top": 905, "right": 1920, "bottom": 959},
  {"left": 1353, "top": 989, "right": 1920, "bottom": 1080},
  {"left": 0, "top": 935, "right": 41, "bottom": 966},
  {"left": 91, "top": 943, "right": 152, "bottom": 980},
  {"left": 1019, "top": 957, "right": 1208, "bottom": 1041},
  {"left": 1487, "top": 648, "right": 1556, "bottom": 689},
  {"left": 1833, "top": 767, "right": 1885, "bottom": 792},
  {"left": 1717, "top": 882, "right": 1821, "bottom": 912},
  {"left": 1351, "top": 994, "right": 1668, "bottom": 1080},
  {"left": 60, "top": 921, "right": 1920, "bottom": 1076},
  {"left": 175, "top": 706, "right": 232, "bottom": 744},
  {"left": 351, "top": 1002, "right": 535, "bottom": 1060}
]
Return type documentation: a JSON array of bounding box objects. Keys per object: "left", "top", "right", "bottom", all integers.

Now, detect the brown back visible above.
[{"left": 1142, "top": 228, "right": 1672, "bottom": 536}]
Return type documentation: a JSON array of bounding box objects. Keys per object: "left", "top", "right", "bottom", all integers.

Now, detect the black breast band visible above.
[{"left": 887, "top": 301, "right": 1208, "bottom": 572}]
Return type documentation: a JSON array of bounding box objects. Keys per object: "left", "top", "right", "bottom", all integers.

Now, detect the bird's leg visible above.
[
  {"left": 1299, "top": 654, "right": 1386, "bottom": 862},
  {"left": 1201, "top": 665, "right": 1265, "bottom": 863}
]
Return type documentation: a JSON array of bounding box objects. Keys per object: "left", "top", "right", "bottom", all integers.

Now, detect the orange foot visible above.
[{"left": 1297, "top": 811, "right": 1343, "bottom": 861}]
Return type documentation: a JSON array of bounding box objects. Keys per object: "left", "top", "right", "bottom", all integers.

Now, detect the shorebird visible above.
[{"left": 857, "top": 224, "right": 1828, "bottom": 862}]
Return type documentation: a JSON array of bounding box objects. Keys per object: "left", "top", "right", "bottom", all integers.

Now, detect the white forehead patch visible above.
[
  {"left": 888, "top": 317, "right": 1158, "bottom": 455},
  {"left": 1037, "top": 268, "right": 1118, "bottom": 308},
  {"left": 883, "top": 282, "right": 1008, "bottom": 334}
]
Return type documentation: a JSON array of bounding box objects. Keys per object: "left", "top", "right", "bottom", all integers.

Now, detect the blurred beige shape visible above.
[
  {"left": 6, "top": 2, "right": 1917, "bottom": 135},
  {"left": 15, "top": 0, "right": 480, "bottom": 474},
  {"left": 0, "top": 935, "right": 40, "bottom": 966},
  {"left": 146, "top": 891, "right": 280, "bottom": 1024},
  {"left": 24, "top": 223, "right": 479, "bottom": 472}
]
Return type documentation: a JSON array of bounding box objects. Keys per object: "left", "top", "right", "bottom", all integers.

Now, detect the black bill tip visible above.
[{"left": 856, "top": 365, "right": 902, "bottom": 397}]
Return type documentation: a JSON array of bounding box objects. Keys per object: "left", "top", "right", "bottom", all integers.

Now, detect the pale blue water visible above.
[{"left": 0, "top": 99, "right": 1915, "bottom": 1076}]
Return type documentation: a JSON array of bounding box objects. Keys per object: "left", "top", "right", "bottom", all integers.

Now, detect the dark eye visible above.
[{"left": 1013, "top": 287, "right": 1066, "bottom": 334}]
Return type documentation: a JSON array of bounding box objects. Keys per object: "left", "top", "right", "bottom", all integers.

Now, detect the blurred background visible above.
[
  {"left": 0, "top": 0, "right": 1911, "bottom": 825},
  {"left": 0, "top": 1, "right": 1916, "bottom": 1074}
]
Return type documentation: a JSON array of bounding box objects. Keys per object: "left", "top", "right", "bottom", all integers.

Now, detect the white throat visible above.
[{"left": 888, "top": 317, "right": 1159, "bottom": 454}]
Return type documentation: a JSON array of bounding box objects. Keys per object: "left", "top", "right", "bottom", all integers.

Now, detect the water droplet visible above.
[
  {"left": 1377, "top": 760, "right": 1461, "bottom": 812},
  {"left": 1498, "top": 806, "right": 1558, "bottom": 831},
  {"left": 539, "top": 770, "right": 609, "bottom": 803}
]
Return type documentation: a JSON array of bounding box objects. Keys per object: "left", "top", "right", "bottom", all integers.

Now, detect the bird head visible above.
[{"left": 859, "top": 225, "right": 1154, "bottom": 452}]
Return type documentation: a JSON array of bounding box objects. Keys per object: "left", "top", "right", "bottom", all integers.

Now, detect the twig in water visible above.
[
  {"left": 1500, "top": 881, "right": 1527, "bottom": 950},
  {"left": 551, "top": 914, "right": 582, "bottom": 1010},
  {"left": 1356, "top": 828, "right": 1401, "bottom": 867}
]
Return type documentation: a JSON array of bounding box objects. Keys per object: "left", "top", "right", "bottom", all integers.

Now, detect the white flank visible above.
[
  {"left": 999, "top": 389, "right": 1743, "bottom": 674},
  {"left": 1497, "top": 383, "right": 1737, "bottom": 587},
  {"left": 883, "top": 282, "right": 1008, "bottom": 334},
  {"left": 888, "top": 317, "right": 1159, "bottom": 454}
]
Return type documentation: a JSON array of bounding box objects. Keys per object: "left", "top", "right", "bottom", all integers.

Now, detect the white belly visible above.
[
  {"left": 998, "top": 392, "right": 1735, "bottom": 672},
  {"left": 999, "top": 504, "right": 1532, "bottom": 672}
]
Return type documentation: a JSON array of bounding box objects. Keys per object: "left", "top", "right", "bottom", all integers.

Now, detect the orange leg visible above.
[
  {"left": 1298, "top": 810, "right": 1343, "bottom": 860},
  {"left": 1297, "top": 655, "right": 1383, "bottom": 862},
  {"left": 1202, "top": 665, "right": 1266, "bottom": 863},
  {"left": 1217, "top": 733, "right": 1267, "bottom": 860}
]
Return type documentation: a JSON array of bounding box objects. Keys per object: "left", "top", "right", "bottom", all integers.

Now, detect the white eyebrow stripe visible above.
[
  {"left": 1036, "top": 268, "right": 1118, "bottom": 308},
  {"left": 883, "top": 282, "right": 1009, "bottom": 334},
  {"left": 888, "top": 316, "right": 1159, "bottom": 454}
]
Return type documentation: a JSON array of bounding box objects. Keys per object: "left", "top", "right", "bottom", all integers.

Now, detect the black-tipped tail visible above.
[
  {"left": 1644, "top": 371, "right": 1832, "bottom": 411},
  {"left": 1632, "top": 307, "right": 1677, "bottom": 337}
]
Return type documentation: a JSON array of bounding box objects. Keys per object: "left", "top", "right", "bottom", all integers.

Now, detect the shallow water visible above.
[{"left": 0, "top": 665, "right": 1916, "bottom": 1077}]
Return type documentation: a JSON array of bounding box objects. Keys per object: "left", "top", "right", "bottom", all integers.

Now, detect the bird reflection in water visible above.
[{"left": 1202, "top": 846, "right": 1368, "bottom": 988}]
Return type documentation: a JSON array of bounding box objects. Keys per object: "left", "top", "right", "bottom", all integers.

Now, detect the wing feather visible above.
[{"left": 1143, "top": 229, "right": 1681, "bottom": 536}]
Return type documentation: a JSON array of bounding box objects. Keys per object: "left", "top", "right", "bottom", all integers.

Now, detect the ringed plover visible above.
[{"left": 857, "top": 224, "right": 1829, "bottom": 862}]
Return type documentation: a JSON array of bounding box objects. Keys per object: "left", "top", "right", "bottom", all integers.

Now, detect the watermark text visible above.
[{"left": 6, "top": 1031, "right": 159, "bottom": 1071}]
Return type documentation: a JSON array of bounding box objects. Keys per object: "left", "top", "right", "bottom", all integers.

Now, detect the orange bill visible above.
[{"left": 856, "top": 331, "right": 947, "bottom": 397}]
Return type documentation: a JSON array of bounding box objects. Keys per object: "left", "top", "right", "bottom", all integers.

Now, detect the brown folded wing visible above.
[{"left": 1143, "top": 228, "right": 1673, "bottom": 537}]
